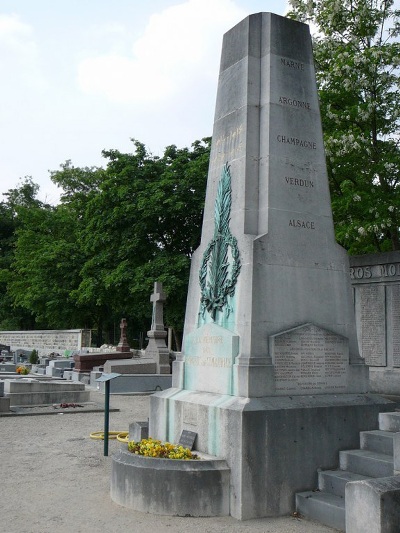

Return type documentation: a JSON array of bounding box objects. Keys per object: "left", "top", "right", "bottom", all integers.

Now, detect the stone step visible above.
[
  {"left": 360, "top": 429, "right": 394, "bottom": 455},
  {"left": 339, "top": 449, "right": 394, "bottom": 478},
  {"left": 318, "top": 469, "right": 368, "bottom": 498},
  {"left": 379, "top": 411, "right": 400, "bottom": 432},
  {"left": 295, "top": 490, "right": 345, "bottom": 532}
]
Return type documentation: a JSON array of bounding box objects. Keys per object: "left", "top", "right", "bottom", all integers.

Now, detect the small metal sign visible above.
[
  {"left": 95, "top": 372, "right": 121, "bottom": 382},
  {"left": 178, "top": 430, "right": 197, "bottom": 450}
]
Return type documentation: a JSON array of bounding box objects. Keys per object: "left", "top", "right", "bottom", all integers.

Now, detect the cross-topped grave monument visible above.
[
  {"left": 150, "top": 281, "right": 166, "bottom": 331},
  {"left": 116, "top": 318, "right": 130, "bottom": 352},
  {"left": 144, "top": 281, "right": 170, "bottom": 374},
  {"left": 133, "top": 13, "right": 391, "bottom": 519}
]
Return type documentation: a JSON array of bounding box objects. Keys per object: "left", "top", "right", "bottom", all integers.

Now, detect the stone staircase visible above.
[{"left": 296, "top": 411, "right": 400, "bottom": 532}]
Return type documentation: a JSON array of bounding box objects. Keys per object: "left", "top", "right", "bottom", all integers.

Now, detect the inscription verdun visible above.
[{"left": 273, "top": 325, "right": 348, "bottom": 394}]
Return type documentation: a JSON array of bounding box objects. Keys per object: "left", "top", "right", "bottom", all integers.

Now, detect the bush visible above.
[{"left": 29, "top": 349, "right": 39, "bottom": 365}]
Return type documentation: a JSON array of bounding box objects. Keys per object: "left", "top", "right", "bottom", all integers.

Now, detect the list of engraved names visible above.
[{"left": 273, "top": 326, "right": 347, "bottom": 393}]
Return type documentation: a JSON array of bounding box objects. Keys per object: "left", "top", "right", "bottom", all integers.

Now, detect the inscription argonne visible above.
[{"left": 279, "top": 96, "right": 310, "bottom": 110}]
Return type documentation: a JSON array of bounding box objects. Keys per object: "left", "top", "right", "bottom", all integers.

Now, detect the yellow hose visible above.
[{"left": 90, "top": 431, "right": 128, "bottom": 441}]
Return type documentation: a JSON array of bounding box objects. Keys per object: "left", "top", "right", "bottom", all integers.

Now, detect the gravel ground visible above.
[{"left": 0, "top": 388, "right": 340, "bottom": 533}]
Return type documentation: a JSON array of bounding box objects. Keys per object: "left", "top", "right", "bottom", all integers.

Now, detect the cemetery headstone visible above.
[
  {"left": 144, "top": 282, "right": 170, "bottom": 374},
  {"left": 116, "top": 318, "right": 130, "bottom": 352}
]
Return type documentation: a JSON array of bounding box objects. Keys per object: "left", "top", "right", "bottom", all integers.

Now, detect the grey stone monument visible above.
[
  {"left": 147, "top": 13, "right": 392, "bottom": 519},
  {"left": 144, "top": 281, "right": 170, "bottom": 374}
]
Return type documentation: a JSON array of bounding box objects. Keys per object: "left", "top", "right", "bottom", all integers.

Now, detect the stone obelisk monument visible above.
[{"left": 148, "top": 13, "right": 389, "bottom": 519}]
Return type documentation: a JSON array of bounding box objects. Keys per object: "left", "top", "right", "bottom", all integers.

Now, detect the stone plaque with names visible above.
[
  {"left": 356, "top": 285, "right": 386, "bottom": 366},
  {"left": 389, "top": 284, "right": 400, "bottom": 367},
  {"left": 270, "top": 324, "right": 348, "bottom": 394}
]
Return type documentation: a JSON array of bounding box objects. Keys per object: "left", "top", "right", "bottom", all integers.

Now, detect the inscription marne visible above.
[
  {"left": 277, "top": 135, "right": 316, "bottom": 150},
  {"left": 280, "top": 58, "right": 304, "bottom": 70}
]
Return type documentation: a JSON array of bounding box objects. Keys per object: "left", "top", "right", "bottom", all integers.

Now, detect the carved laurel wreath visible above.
[{"left": 199, "top": 163, "right": 241, "bottom": 321}]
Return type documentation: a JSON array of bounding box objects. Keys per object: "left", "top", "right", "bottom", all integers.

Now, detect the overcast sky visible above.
[{"left": 0, "top": 0, "right": 288, "bottom": 204}]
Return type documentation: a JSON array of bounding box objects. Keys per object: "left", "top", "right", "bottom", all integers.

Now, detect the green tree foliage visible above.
[
  {"left": 288, "top": 0, "right": 400, "bottom": 253},
  {"left": 4, "top": 139, "right": 210, "bottom": 345},
  {"left": 0, "top": 178, "right": 45, "bottom": 329}
]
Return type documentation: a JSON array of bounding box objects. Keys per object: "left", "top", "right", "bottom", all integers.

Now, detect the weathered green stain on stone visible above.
[{"left": 199, "top": 163, "right": 241, "bottom": 325}]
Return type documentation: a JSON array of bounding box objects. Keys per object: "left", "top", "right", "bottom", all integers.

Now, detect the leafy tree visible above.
[
  {"left": 0, "top": 178, "right": 45, "bottom": 329},
  {"left": 8, "top": 203, "right": 92, "bottom": 329},
  {"left": 2, "top": 139, "right": 210, "bottom": 343},
  {"left": 50, "top": 139, "right": 209, "bottom": 345},
  {"left": 289, "top": 0, "right": 400, "bottom": 253},
  {"left": 73, "top": 138, "right": 210, "bottom": 346}
]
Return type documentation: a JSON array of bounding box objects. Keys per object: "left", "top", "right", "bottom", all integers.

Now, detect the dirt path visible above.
[{"left": 0, "top": 388, "right": 339, "bottom": 533}]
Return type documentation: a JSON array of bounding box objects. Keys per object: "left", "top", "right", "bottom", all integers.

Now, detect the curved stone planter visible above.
[{"left": 111, "top": 445, "right": 230, "bottom": 516}]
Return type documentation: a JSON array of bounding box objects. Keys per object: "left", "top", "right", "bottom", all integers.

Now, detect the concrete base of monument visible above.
[
  {"left": 149, "top": 388, "right": 395, "bottom": 520},
  {"left": 110, "top": 445, "right": 230, "bottom": 516},
  {"left": 369, "top": 367, "right": 400, "bottom": 396}
]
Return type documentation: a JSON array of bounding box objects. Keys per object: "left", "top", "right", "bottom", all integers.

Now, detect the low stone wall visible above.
[
  {"left": 111, "top": 445, "right": 230, "bottom": 516},
  {"left": 0, "top": 329, "right": 91, "bottom": 356}
]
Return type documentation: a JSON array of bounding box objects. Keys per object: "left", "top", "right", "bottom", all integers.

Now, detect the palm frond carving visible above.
[{"left": 199, "top": 163, "right": 241, "bottom": 321}]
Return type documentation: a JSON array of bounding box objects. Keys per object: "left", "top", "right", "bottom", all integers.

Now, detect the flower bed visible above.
[{"left": 128, "top": 437, "right": 199, "bottom": 460}]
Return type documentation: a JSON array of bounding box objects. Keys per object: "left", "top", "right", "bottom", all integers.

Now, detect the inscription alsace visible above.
[
  {"left": 289, "top": 219, "right": 315, "bottom": 230},
  {"left": 277, "top": 135, "right": 317, "bottom": 150}
]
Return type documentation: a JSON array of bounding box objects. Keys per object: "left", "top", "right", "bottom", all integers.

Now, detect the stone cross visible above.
[
  {"left": 150, "top": 282, "right": 166, "bottom": 331},
  {"left": 116, "top": 317, "right": 130, "bottom": 352}
]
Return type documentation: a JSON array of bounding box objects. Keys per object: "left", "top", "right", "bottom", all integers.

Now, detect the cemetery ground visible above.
[{"left": 0, "top": 388, "right": 339, "bottom": 533}]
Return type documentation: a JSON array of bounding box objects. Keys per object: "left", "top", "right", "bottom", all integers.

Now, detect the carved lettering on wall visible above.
[
  {"left": 280, "top": 58, "right": 305, "bottom": 70},
  {"left": 358, "top": 285, "right": 386, "bottom": 366},
  {"left": 277, "top": 135, "right": 317, "bottom": 149},
  {"left": 285, "top": 177, "right": 314, "bottom": 188},
  {"left": 350, "top": 263, "right": 400, "bottom": 282},
  {"left": 389, "top": 285, "right": 400, "bottom": 368},
  {"left": 272, "top": 325, "right": 348, "bottom": 394},
  {"left": 289, "top": 219, "right": 315, "bottom": 230},
  {"left": 279, "top": 96, "right": 311, "bottom": 110}
]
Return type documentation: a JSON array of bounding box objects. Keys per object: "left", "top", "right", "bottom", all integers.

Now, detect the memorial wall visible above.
[
  {"left": 0, "top": 329, "right": 91, "bottom": 355},
  {"left": 350, "top": 251, "right": 400, "bottom": 394}
]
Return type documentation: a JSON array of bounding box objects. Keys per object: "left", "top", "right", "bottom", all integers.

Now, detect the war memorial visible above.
[{"left": 110, "top": 12, "right": 400, "bottom": 531}]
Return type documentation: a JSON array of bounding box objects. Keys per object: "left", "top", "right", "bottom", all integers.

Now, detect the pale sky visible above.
[{"left": 0, "top": 0, "right": 288, "bottom": 204}]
